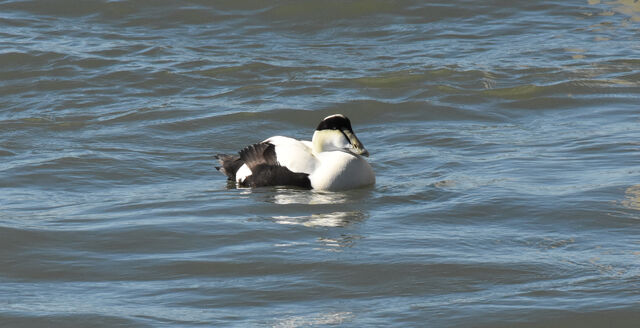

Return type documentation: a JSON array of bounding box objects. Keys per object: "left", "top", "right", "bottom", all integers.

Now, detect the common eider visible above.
[{"left": 215, "top": 114, "right": 375, "bottom": 191}]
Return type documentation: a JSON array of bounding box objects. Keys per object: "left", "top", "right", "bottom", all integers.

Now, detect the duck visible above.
[{"left": 215, "top": 114, "right": 375, "bottom": 191}]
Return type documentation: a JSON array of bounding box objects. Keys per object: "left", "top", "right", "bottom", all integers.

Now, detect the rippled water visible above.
[{"left": 2, "top": 0, "right": 640, "bottom": 327}]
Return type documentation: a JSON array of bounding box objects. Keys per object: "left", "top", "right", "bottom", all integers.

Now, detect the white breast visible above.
[{"left": 309, "top": 151, "right": 375, "bottom": 191}]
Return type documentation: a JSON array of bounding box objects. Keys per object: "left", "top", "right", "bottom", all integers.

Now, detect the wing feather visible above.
[{"left": 237, "top": 142, "right": 311, "bottom": 188}]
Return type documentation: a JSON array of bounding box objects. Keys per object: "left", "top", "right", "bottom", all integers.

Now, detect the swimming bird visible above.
[{"left": 215, "top": 114, "right": 375, "bottom": 191}]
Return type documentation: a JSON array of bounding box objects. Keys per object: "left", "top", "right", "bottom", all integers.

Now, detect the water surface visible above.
[{"left": 1, "top": 0, "right": 640, "bottom": 327}]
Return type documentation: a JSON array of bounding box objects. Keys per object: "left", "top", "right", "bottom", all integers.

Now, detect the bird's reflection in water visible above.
[
  {"left": 272, "top": 211, "right": 366, "bottom": 228},
  {"left": 316, "top": 235, "right": 363, "bottom": 252},
  {"left": 241, "top": 188, "right": 370, "bottom": 249},
  {"left": 269, "top": 189, "right": 351, "bottom": 205},
  {"left": 267, "top": 188, "right": 369, "bottom": 227}
]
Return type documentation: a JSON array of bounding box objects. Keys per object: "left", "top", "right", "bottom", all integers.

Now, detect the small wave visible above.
[
  {"left": 0, "top": 51, "right": 66, "bottom": 69},
  {"left": 265, "top": 0, "right": 397, "bottom": 21}
]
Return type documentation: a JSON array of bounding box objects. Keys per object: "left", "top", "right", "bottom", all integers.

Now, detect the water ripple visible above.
[{"left": 2, "top": 0, "right": 640, "bottom": 326}]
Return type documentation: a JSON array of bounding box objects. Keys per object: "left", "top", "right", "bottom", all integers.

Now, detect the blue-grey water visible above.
[{"left": 1, "top": 0, "right": 640, "bottom": 327}]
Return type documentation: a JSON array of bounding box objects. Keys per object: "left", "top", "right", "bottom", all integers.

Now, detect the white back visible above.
[{"left": 264, "top": 136, "right": 319, "bottom": 174}]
